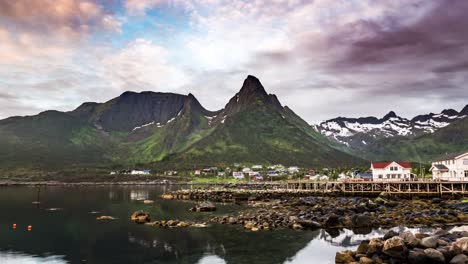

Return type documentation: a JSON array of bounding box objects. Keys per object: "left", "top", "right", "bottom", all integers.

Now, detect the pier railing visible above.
[{"left": 285, "top": 181, "right": 468, "bottom": 197}]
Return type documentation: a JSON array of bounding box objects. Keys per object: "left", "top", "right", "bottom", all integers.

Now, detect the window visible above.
[
  {"left": 465, "top": 171, "right": 468, "bottom": 178},
  {"left": 464, "top": 159, "right": 468, "bottom": 165},
  {"left": 378, "top": 175, "right": 383, "bottom": 179}
]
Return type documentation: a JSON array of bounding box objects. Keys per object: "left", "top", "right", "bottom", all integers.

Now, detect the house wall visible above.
[
  {"left": 371, "top": 162, "right": 411, "bottom": 181},
  {"left": 432, "top": 153, "right": 468, "bottom": 181}
]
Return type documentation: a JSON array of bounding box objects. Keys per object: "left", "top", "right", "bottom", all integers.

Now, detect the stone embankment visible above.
[{"left": 164, "top": 189, "right": 468, "bottom": 231}]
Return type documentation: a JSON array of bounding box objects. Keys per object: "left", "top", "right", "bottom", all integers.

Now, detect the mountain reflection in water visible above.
[{"left": 0, "top": 186, "right": 450, "bottom": 264}]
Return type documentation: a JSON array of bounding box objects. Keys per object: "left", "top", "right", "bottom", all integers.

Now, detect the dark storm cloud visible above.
[{"left": 336, "top": 0, "right": 468, "bottom": 69}]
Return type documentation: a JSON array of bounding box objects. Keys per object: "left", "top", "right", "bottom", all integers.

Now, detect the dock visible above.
[{"left": 285, "top": 181, "right": 468, "bottom": 197}]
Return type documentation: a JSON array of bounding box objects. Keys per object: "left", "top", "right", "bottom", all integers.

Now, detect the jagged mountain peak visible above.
[
  {"left": 317, "top": 105, "right": 468, "bottom": 149},
  {"left": 460, "top": 104, "right": 468, "bottom": 116},
  {"left": 382, "top": 111, "right": 398, "bottom": 120},
  {"left": 441, "top": 109, "right": 459, "bottom": 116}
]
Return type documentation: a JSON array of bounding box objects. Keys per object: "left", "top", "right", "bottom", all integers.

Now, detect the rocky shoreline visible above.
[
  {"left": 163, "top": 189, "right": 468, "bottom": 231},
  {"left": 336, "top": 229, "right": 468, "bottom": 264}
]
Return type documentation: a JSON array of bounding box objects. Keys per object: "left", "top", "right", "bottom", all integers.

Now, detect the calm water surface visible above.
[{"left": 0, "top": 186, "right": 437, "bottom": 264}]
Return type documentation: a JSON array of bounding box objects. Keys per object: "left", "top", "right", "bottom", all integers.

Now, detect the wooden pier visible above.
[{"left": 285, "top": 181, "right": 468, "bottom": 197}]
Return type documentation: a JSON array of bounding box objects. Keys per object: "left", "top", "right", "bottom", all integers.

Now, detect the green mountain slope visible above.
[
  {"left": 354, "top": 116, "right": 468, "bottom": 163},
  {"left": 0, "top": 75, "right": 365, "bottom": 175},
  {"left": 171, "top": 76, "right": 365, "bottom": 167}
]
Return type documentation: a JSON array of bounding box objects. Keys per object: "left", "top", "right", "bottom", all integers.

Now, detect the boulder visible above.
[
  {"left": 451, "top": 237, "right": 468, "bottom": 255},
  {"left": 423, "top": 248, "right": 445, "bottom": 263},
  {"left": 336, "top": 250, "right": 355, "bottom": 263},
  {"left": 356, "top": 240, "right": 369, "bottom": 255},
  {"left": 324, "top": 214, "right": 342, "bottom": 228},
  {"left": 359, "top": 257, "right": 373, "bottom": 264},
  {"left": 408, "top": 250, "right": 428, "bottom": 264},
  {"left": 131, "top": 210, "right": 151, "bottom": 224},
  {"left": 161, "top": 194, "right": 174, "bottom": 200},
  {"left": 383, "top": 230, "right": 399, "bottom": 240},
  {"left": 297, "top": 219, "right": 321, "bottom": 229},
  {"left": 383, "top": 236, "right": 407, "bottom": 259},
  {"left": 421, "top": 236, "right": 438, "bottom": 249},
  {"left": 400, "top": 231, "right": 420, "bottom": 248},
  {"left": 191, "top": 202, "right": 216, "bottom": 212},
  {"left": 292, "top": 223, "right": 304, "bottom": 230},
  {"left": 352, "top": 214, "right": 373, "bottom": 228},
  {"left": 367, "top": 238, "right": 384, "bottom": 255},
  {"left": 450, "top": 254, "right": 468, "bottom": 264}
]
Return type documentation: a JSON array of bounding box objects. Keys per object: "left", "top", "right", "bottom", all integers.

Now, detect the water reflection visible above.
[
  {"left": 129, "top": 190, "right": 149, "bottom": 201},
  {"left": 197, "top": 255, "right": 226, "bottom": 264},
  {"left": 0, "top": 251, "right": 67, "bottom": 264},
  {"left": 0, "top": 186, "right": 460, "bottom": 264}
]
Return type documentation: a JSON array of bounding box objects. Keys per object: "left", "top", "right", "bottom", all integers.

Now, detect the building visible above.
[
  {"left": 288, "top": 166, "right": 300, "bottom": 174},
  {"left": 233, "top": 172, "right": 245, "bottom": 179},
  {"left": 131, "top": 170, "right": 151, "bottom": 175},
  {"left": 431, "top": 151, "right": 468, "bottom": 181},
  {"left": 371, "top": 161, "right": 412, "bottom": 181}
]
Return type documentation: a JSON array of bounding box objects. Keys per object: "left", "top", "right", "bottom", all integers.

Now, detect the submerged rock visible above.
[
  {"left": 131, "top": 210, "right": 151, "bottom": 224},
  {"left": 96, "top": 216, "right": 116, "bottom": 221},
  {"left": 190, "top": 202, "right": 216, "bottom": 212}
]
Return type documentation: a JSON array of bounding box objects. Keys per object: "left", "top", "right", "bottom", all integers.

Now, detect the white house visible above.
[
  {"left": 233, "top": 172, "right": 245, "bottom": 179},
  {"left": 371, "top": 161, "right": 412, "bottom": 181},
  {"left": 431, "top": 151, "right": 468, "bottom": 181},
  {"left": 131, "top": 170, "right": 151, "bottom": 175}
]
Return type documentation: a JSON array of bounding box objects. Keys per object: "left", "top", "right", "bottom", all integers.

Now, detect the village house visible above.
[
  {"left": 131, "top": 170, "right": 151, "bottom": 175},
  {"left": 371, "top": 161, "right": 412, "bottom": 181},
  {"left": 431, "top": 151, "right": 468, "bottom": 181}
]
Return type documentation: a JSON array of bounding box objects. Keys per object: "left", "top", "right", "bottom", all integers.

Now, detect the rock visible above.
[
  {"left": 336, "top": 250, "right": 355, "bottom": 263},
  {"left": 359, "top": 257, "right": 374, "bottom": 264},
  {"left": 408, "top": 250, "right": 428, "bottom": 264},
  {"left": 244, "top": 221, "right": 254, "bottom": 229},
  {"left": 421, "top": 236, "right": 438, "bottom": 249},
  {"left": 352, "top": 214, "right": 373, "bottom": 228},
  {"left": 424, "top": 248, "right": 445, "bottom": 263},
  {"left": 383, "top": 230, "right": 399, "bottom": 240},
  {"left": 368, "top": 238, "right": 384, "bottom": 254},
  {"left": 228, "top": 217, "right": 237, "bottom": 224},
  {"left": 96, "top": 216, "right": 115, "bottom": 220},
  {"left": 356, "top": 240, "right": 369, "bottom": 255},
  {"left": 451, "top": 237, "right": 468, "bottom": 255},
  {"left": 297, "top": 219, "right": 321, "bottom": 229},
  {"left": 191, "top": 202, "right": 216, "bottom": 212},
  {"left": 324, "top": 214, "right": 342, "bottom": 228},
  {"left": 382, "top": 236, "right": 407, "bottom": 259},
  {"left": 131, "top": 210, "right": 151, "bottom": 224},
  {"left": 292, "top": 223, "right": 303, "bottom": 230},
  {"left": 161, "top": 194, "right": 174, "bottom": 199},
  {"left": 432, "top": 198, "right": 443, "bottom": 204},
  {"left": 289, "top": 216, "right": 299, "bottom": 222},
  {"left": 401, "top": 231, "right": 420, "bottom": 248},
  {"left": 450, "top": 254, "right": 468, "bottom": 264},
  {"left": 251, "top": 227, "right": 259, "bottom": 232},
  {"left": 143, "top": 200, "right": 154, "bottom": 204},
  {"left": 177, "top": 221, "right": 190, "bottom": 227}
]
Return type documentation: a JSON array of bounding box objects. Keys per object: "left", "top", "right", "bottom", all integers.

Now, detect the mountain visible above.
[
  {"left": 168, "top": 76, "right": 363, "bottom": 167},
  {"left": 316, "top": 107, "right": 467, "bottom": 150},
  {"left": 0, "top": 75, "right": 364, "bottom": 175},
  {"left": 356, "top": 116, "right": 468, "bottom": 163}
]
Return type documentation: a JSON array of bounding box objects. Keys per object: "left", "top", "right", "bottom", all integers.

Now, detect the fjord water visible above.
[{"left": 0, "top": 186, "right": 432, "bottom": 264}]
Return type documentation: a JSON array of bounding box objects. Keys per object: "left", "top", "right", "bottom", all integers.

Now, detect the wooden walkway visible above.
[{"left": 285, "top": 181, "right": 468, "bottom": 197}]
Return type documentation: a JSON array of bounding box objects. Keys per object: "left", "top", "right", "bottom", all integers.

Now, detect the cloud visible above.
[{"left": 0, "top": 0, "right": 121, "bottom": 37}]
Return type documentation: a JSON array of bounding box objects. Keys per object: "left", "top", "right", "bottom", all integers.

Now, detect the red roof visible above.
[{"left": 372, "top": 161, "right": 411, "bottom": 169}]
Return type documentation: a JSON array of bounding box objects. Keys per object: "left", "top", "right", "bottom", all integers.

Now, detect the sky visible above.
[{"left": 0, "top": 0, "right": 467, "bottom": 124}]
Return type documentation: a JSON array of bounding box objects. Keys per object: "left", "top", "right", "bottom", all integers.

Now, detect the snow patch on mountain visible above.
[{"left": 316, "top": 108, "right": 467, "bottom": 148}]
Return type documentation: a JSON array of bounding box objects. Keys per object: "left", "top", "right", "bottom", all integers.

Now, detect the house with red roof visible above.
[{"left": 371, "top": 161, "right": 412, "bottom": 181}]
